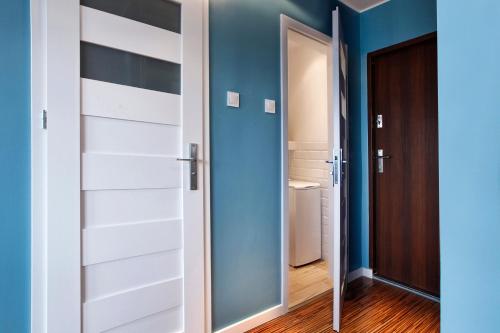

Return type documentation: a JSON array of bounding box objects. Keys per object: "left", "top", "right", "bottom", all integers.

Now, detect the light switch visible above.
[
  {"left": 227, "top": 91, "right": 240, "bottom": 108},
  {"left": 265, "top": 99, "right": 276, "bottom": 114}
]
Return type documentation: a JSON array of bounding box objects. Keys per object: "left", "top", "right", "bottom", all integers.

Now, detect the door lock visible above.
[{"left": 374, "top": 149, "right": 391, "bottom": 173}]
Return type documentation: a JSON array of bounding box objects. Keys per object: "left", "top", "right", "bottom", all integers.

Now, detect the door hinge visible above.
[{"left": 41, "top": 109, "right": 47, "bottom": 130}]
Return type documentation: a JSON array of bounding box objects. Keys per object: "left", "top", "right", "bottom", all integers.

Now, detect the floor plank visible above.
[
  {"left": 248, "top": 277, "right": 440, "bottom": 332},
  {"left": 289, "top": 260, "right": 332, "bottom": 309}
]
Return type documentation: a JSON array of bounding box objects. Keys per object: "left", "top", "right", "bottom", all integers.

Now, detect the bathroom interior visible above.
[{"left": 287, "top": 29, "right": 332, "bottom": 309}]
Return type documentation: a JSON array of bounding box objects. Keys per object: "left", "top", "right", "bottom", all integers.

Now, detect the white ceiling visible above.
[{"left": 338, "top": 0, "right": 390, "bottom": 13}]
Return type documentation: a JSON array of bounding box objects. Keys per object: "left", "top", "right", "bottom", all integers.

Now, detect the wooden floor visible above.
[
  {"left": 248, "top": 277, "right": 440, "bottom": 333},
  {"left": 289, "top": 260, "right": 332, "bottom": 309}
]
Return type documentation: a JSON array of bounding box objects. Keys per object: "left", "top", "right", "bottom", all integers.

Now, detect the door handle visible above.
[
  {"left": 326, "top": 160, "right": 349, "bottom": 163},
  {"left": 177, "top": 143, "right": 198, "bottom": 190},
  {"left": 375, "top": 149, "right": 390, "bottom": 173}
]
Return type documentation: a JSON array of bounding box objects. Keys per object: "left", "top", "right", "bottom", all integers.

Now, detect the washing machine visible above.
[{"left": 289, "top": 180, "right": 321, "bottom": 267}]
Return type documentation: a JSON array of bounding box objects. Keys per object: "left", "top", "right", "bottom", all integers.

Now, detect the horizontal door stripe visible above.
[
  {"left": 83, "top": 219, "right": 182, "bottom": 266},
  {"left": 82, "top": 153, "right": 181, "bottom": 190},
  {"left": 82, "top": 116, "right": 180, "bottom": 156},
  {"left": 81, "top": 79, "right": 180, "bottom": 125},
  {"left": 84, "top": 250, "right": 181, "bottom": 301},
  {"left": 81, "top": 0, "right": 181, "bottom": 34},
  {"left": 104, "top": 307, "right": 182, "bottom": 333},
  {"left": 83, "top": 189, "right": 181, "bottom": 228},
  {"left": 81, "top": 6, "right": 181, "bottom": 63},
  {"left": 83, "top": 278, "right": 182, "bottom": 333},
  {"left": 81, "top": 42, "right": 180, "bottom": 94}
]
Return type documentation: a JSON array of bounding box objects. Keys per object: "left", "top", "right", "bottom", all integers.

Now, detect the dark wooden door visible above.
[{"left": 370, "top": 34, "right": 440, "bottom": 296}]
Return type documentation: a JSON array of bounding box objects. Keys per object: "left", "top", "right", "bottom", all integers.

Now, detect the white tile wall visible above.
[{"left": 289, "top": 141, "right": 330, "bottom": 260}]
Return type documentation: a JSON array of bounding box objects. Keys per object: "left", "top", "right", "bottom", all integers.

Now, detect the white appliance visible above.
[{"left": 289, "top": 180, "right": 321, "bottom": 267}]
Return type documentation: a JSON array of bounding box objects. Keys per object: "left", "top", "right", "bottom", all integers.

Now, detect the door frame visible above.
[
  {"left": 30, "top": 0, "right": 212, "bottom": 331},
  {"left": 279, "top": 14, "right": 333, "bottom": 311},
  {"left": 367, "top": 32, "right": 438, "bottom": 271}
]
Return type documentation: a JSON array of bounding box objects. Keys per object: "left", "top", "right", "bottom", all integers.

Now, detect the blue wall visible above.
[
  {"left": 349, "top": 0, "right": 437, "bottom": 269},
  {"left": 0, "top": 1, "right": 31, "bottom": 332},
  {"left": 437, "top": 1, "right": 500, "bottom": 331}
]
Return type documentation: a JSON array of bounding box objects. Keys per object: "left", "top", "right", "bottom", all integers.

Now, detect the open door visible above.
[{"left": 330, "top": 7, "right": 349, "bottom": 333}]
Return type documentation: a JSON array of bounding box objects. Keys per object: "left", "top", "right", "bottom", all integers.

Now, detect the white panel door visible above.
[
  {"left": 42, "top": 0, "right": 205, "bottom": 332},
  {"left": 331, "top": 7, "right": 349, "bottom": 333},
  {"left": 79, "top": 1, "right": 205, "bottom": 332}
]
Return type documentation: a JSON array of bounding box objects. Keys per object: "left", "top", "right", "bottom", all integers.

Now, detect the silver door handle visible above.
[
  {"left": 325, "top": 160, "right": 334, "bottom": 164},
  {"left": 177, "top": 143, "right": 198, "bottom": 190},
  {"left": 375, "top": 149, "right": 390, "bottom": 173}
]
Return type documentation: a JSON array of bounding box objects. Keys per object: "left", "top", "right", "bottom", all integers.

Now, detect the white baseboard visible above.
[
  {"left": 214, "top": 269, "right": 372, "bottom": 333},
  {"left": 214, "top": 304, "right": 287, "bottom": 333},
  {"left": 348, "top": 267, "right": 373, "bottom": 282}
]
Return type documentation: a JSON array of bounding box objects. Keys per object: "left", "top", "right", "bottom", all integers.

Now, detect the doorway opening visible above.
[
  {"left": 281, "top": 16, "right": 333, "bottom": 311},
  {"left": 368, "top": 32, "right": 440, "bottom": 300}
]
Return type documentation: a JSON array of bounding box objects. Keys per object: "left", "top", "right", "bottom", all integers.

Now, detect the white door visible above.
[
  {"left": 331, "top": 7, "right": 349, "bottom": 333},
  {"left": 42, "top": 1, "right": 205, "bottom": 332}
]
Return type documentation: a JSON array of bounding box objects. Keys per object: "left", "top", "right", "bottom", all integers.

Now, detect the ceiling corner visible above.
[{"left": 338, "top": 0, "right": 390, "bottom": 13}]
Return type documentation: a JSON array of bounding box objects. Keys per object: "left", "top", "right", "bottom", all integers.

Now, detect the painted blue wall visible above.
[
  {"left": 0, "top": 0, "right": 31, "bottom": 332},
  {"left": 437, "top": 1, "right": 500, "bottom": 331},
  {"left": 209, "top": 1, "right": 347, "bottom": 330},
  {"left": 339, "top": 5, "right": 362, "bottom": 271},
  {"left": 350, "top": 0, "right": 437, "bottom": 269}
]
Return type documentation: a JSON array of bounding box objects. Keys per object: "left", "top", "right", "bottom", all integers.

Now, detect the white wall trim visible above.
[
  {"left": 202, "top": 0, "right": 212, "bottom": 331},
  {"left": 348, "top": 267, "right": 373, "bottom": 282},
  {"left": 339, "top": 0, "right": 390, "bottom": 13},
  {"left": 280, "top": 15, "right": 333, "bottom": 315},
  {"left": 42, "top": 0, "right": 82, "bottom": 332},
  {"left": 30, "top": 0, "right": 47, "bottom": 332},
  {"left": 214, "top": 305, "right": 287, "bottom": 333}
]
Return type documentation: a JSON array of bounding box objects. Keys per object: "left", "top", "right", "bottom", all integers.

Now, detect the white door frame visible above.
[
  {"left": 30, "top": 0, "right": 211, "bottom": 332},
  {"left": 279, "top": 15, "right": 333, "bottom": 310}
]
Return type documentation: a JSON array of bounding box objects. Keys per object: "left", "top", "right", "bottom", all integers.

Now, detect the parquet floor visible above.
[{"left": 248, "top": 277, "right": 440, "bottom": 332}]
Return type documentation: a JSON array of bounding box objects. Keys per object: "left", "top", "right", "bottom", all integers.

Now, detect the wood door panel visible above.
[{"left": 371, "top": 34, "right": 440, "bottom": 296}]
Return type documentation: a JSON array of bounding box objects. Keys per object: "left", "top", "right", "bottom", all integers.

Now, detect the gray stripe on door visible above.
[
  {"left": 81, "top": 42, "right": 181, "bottom": 95},
  {"left": 81, "top": 0, "right": 181, "bottom": 34}
]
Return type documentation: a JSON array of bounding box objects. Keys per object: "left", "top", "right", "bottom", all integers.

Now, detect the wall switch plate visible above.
[
  {"left": 227, "top": 91, "right": 240, "bottom": 108},
  {"left": 265, "top": 99, "right": 276, "bottom": 114}
]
